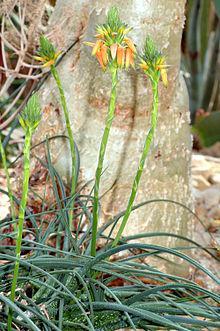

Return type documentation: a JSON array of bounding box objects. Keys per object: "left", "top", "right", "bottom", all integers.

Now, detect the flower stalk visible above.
[
  {"left": 34, "top": 36, "right": 76, "bottom": 229},
  {"left": 112, "top": 80, "right": 159, "bottom": 247},
  {"left": 8, "top": 95, "right": 41, "bottom": 331},
  {"left": 85, "top": 7, "right": 136, "bottom": 256},
  {"left": 112, "top": 37, "right": 168, "bottom": 247},
  {"left": 91, "top": 66, "right": 118, "bottom": 257},
  {"left": 50, "top": 64, "right": 77, "bottom": 228}
]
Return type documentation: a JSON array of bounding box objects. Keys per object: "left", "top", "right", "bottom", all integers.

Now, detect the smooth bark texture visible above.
[{"left": 34, "top": 0, "right": 192, "bottom": 274}]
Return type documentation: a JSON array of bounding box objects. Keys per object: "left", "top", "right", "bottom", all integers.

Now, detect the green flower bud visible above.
[
  {"left": 34, "top": 35, "right": 61, "bottom": 67},
  {"left": 19, "top": 94, "right": 42, "bottom": 131},
  {"left": 140, "top": 36, "right": 168, "bottom": 86}
]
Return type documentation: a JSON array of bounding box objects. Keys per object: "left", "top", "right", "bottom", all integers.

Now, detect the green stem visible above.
[
  {"left": 91, "top": 66, "right": 118, "bottom": 257},
  {"left": 7, "top": 128, "right": 32, "bottom": 331},
  {"left": 0, "top": 135, "right": 16, "bottom": 227},
  {"left": 51, "top": 65, "right": 76, "bottom": 230},
  {"left": 112, "top": 79, "right": 159, "bottom": 247}
]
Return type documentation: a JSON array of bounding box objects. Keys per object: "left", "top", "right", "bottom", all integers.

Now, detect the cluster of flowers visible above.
[
  {"left": 85, "top": 8, "right": 136, "bottom": 70},
  {"left": 84, "top": 7, "right": 168, "bottom": 86},
  {"left": 85, "top": 24, "right": 136, "bottom": 70},
  {"left": 34, "top": 7, "right": 168, "bottom": 86}
]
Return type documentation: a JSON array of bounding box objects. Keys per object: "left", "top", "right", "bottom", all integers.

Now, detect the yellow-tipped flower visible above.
[
  {"left": 33, "top": 35, "right": 61, "bottom": 68},
  {"left": 85, "top": 7, "right": 136, "bottom": 70},
  {"left": 92, "top": 40, "right": 103, "bottom": 56},
  {"left": 139, "top": 37, "right": 168, "bottom": 87},
  {"left": 155, "top": 57, "right": 168, "bottom": 87}
]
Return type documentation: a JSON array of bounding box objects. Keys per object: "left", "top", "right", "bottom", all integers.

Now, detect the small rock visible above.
[
  {"left": 209, "top": 173, "right": 220, "bottom": 185},
  {"left": 192, "top": 175, "right": 211, "bottom": 190},
  {"left": 197, "top": 185, "right": 220, "bottom": 220}
]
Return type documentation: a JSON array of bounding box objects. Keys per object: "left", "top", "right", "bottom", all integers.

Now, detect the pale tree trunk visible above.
[{"left": 34, "top": 0, "right": 192, "bottom": 274}]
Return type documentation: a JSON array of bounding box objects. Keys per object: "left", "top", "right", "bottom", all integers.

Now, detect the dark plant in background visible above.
[{"left": 182, "top": 0, "right": 220, "bottom": 147}]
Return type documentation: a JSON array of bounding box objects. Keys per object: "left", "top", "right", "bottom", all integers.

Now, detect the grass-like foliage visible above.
[
  {"left": 0, "top": 174, "right": 220, "bottom": 330},
  {"left": 0, "top": 6, "right": 220, "bottom": 331}
]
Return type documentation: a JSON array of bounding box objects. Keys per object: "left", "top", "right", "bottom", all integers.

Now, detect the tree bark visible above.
[{"left": 34, "top": 0, "right": 192, "bottom": 274}]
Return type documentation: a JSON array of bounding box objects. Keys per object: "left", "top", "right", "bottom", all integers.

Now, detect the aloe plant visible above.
[{"left": 85, "top": 7, "right": 136, "bottom": 256}]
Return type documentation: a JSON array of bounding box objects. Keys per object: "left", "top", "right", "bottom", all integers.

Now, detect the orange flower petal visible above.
[
  {"left": 124, "top": 38, "right": 136, "bottom": 53},
  {"left": 100, "top": 44, "right": 108, "bottom": 66},
  {"left": 117, "top": 46, "right": 125, "bottom": 68},
  {"left": 110, "top": 43, "right": 118, "bottom": 60},
  {"left": 125, "top": 47, "right": 134, "bottom": 68},
  {"left": 96, "top": 50, "right": 106, "bottom": 70}
]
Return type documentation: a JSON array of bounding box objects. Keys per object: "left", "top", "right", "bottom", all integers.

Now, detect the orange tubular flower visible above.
[
  {"left": 96, "top": 49, "right": 105, "bottom": 70},
  {"left": 110, "top": 43, "right": 118, "bottom": 60},
  {"left": 117, "top": 46, "right": 125, "bottom": 68},
  {"left": 84, "top": 7, "right": 136, "bottom": 71},
  {"left": 92, "top": 40, "right": 103, "bottom": 56},
  {"left": 156, "top": 57, "right": 168, "bottom": 87},
  {"left": 124, "top": 37, "right": 136, "bottom": 54},
  {"left": 125, "top": 47, "right": 134, "bottom": 68},
  {"left": 101, "top": 44, "right": 108, "bottom": 66}
]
